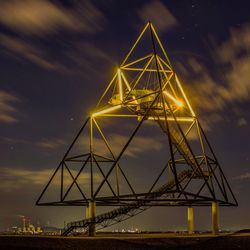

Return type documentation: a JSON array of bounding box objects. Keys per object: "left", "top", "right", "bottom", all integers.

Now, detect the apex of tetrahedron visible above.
[{"left": 94, "top": 22, "right": 195, "bottom": 122}]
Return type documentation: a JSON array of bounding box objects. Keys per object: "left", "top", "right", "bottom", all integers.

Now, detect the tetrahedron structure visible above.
[{"left": 36, "top": 22, "right": 237, "bottom": 235}]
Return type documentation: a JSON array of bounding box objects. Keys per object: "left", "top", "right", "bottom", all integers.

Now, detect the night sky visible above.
[{"left": 0, "top": 0, "right": 250, "bottom": 231}]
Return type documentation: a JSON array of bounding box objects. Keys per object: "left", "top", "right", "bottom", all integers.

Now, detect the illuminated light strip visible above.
[
  {"left": 158, "top": 56, "right": 172, "bottom": 71},
  {"left": 129, "top": 55, "right": 154, "bottom": 91},
  {"left": 122, "top": 54, "right": 153, "bottom": 68},
  {"left": 120, "top": 53, "right": 159, "bottom": 106},
  {"left": 92, "top": 105, "right": 122, "bottom": 117},
  {"left": 147, "top": 116, "right": 194, "bottom": 122},
  {"left": 121, "top": 22, "right": 150, "bottom": 66},
  {"left": 120, "top": 72, "right": 139, "bottom": 105},
  {"left": 156, "top": 56, "right": 176, "bottom": 97},
  {"left": 93, "top": 113, "right": 194, "bottom": 122},
  {"left": 120, "top": 72, "right": 131, "bottom": 91},
  {"left": 150, "top": 23, "right": 172, "bottom": 68},
  {"left": 117, "top": 69, "right": 123, "bottom": 101},
  {"left": 96, "top": 72, "right": 118, "bottom": 108},
  {"left": 96, "top": 114, "right": 137, "bottom": 118},
  {"left": 163, "top": 91, "right": 183, "bottom": 107},
  {"left": 175, "top": 74, "right": 196, "bottom": 117},
  {"left": 121, "top": 68, "right": 172, "bottom": 73},
  {"left": 161, "top": 72, "right": 174, "bottom": 90}
]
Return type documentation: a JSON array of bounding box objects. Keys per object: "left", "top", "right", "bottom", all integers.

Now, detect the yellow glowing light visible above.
[
  {"left": 174, "top": 99, "right": 183, "bottom": 107},
  {"left": 117, "top": 69, "right": 123, "bottom": 101},
  {"left": 121, "top": 72, "right": 139, "bottom": 105},
  {"left": 121, "top": 54, "right": 152, "bottom": 68},
  {"left": 147, "top": 116, "right": 194, "bottom": 122},
  {"left": 121, "top": 68, "right": 171, "bottom": 72},
  {"left": 150, "top": 23, "right": 172, "bottom": 67},
  {"left": 175, "top": 74, "right": 196, "bottom": 117},
  {"left": 121, "top": 22, "right": 150, "bottom": 66},
  {"left": 96, "top": 72, "right": 118, "bottom": 108},
  {"left": 120, "top": 72, "right": 131, "bottom": 91},
  {"left": 92, "top": 105, "right": 122, "bottom": 117},
  {"left": 163, "top": 91, "right": 183, "bottom": 107}
]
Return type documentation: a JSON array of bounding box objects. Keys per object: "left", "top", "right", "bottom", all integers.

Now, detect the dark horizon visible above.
[{"left": 0, "top": 0, "right": 250, "bottom": 232}]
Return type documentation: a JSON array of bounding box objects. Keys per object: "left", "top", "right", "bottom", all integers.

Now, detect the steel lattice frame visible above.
[{"left": 36, "top": 22, "right": 237, "bottom": 210}]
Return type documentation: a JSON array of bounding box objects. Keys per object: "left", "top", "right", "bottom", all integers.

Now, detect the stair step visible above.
[{"left": 61, "top": 169, "right": 191, "bottom": 235}]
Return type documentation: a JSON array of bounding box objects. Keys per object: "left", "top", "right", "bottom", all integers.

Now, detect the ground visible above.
[{"left": 0, "top": 233, "right": 250, "bottom": 249}]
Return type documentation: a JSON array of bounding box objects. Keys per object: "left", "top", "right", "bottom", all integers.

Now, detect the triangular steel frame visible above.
[{"left": 36, "top": 22, "right": 237, "bottom": 208}]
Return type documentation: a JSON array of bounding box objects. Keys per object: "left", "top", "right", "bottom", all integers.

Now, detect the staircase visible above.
[
  {"left": 61, "top": 169, "right": 192, "bottom": 236},
  {"left": 62, "top": 114, "right": 205, "bottom": 236},
  {"left": 156, "top": 119, "right": 209, "bottom": 178},
  {"left": 157, "top": 119, "right": 197, "bottom": 167}
]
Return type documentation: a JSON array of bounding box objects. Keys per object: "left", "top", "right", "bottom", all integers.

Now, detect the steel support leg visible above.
[
  {"left": 187, "top": 206, "right": 194, "bottom": 234},
  {"left": 88, "top": 201, "right": 96, "bottom": 236},
  {"left": 212, "top": 202, "right": 219, "bottom": 235}
]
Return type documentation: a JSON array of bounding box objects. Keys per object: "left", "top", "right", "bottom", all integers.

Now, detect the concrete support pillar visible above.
[
  {"left": 85, "top": 205, "right": 89, "bottom": 219},
  {"left": 88, "top": 201, "right": 96, "bottom": 237},
  {"left": 187, "top": 206, "right": 194, "bottom": 234},
  {"left": 212, "top": 202, "right": 219, "bottom": 235}
]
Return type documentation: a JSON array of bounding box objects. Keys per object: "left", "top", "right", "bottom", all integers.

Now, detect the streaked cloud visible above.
[
  {"left": 211, "top": 23, "right": 250, "bottom": 104},
  {"left": 65, "top": 41, "right": 111, "bottom": 74},
  {"left": 0, "top": 0, "right": 106, "bottom": 36},
  {"left": 177, "top": 59, "right": 233, "bottom": 129},
  {"left": 216, "top": 23, "right": 250, "bottom": 64},
  {"left": 0, "top": 1, "right": 107, "bottom": 72},
  {"left": 0, "top": 34, "right": 60, "bottom": 70},
  {"left": 138, "top": 1, "right": 178, "bottom": 33},
  {"left": 233, "top": 172, "right": 250, "bottom": 180},
  {"left": 237, "top": 117, "right": 247, "bottom": 127},
  {"left": 0, "top": 167, "right": 102, "bottom": 191},
  {"left": 0, "top": 33, "right": 109, "bottom": 73},
  {"left": 80, "top": 133, "right": 163, "bottom": 158},
  {"left": 35, "top": 139, "right": 66, "bottom": 149},
  {"left": 177, "top": 57, "right": 229, "bottom": 112},
  {"left": 2, "top": 136, "right": 66, "bottom": 150},
  {"left": 176, "top": 23, "right": 250, "bottom": 129},
  {"left": 215, "top": 24, "right": 250, "bottom": 103},
  {"left": 109, "top": 133, "right": 163, "bottom": 157},
  {"left": 0, "top": 90, "right": 20, "bottom": 123}
]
